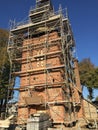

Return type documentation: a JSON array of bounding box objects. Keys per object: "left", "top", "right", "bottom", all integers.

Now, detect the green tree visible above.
[
  {"left": 95, "top": 96, "right": 98, "bottom": 101},
  {"left": 0, "top": 29, "right": 10, "bottom": 114},
  {"left": 93, "top": 68, "right": 98, "bottom": 88},
  {"left": 79, "top": 58, "right": 98, "bottom": 100}
]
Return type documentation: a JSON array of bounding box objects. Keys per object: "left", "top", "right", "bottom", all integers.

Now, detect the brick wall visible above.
[{"left": 17, "top": 31, "right": 82, "bottom": 124}]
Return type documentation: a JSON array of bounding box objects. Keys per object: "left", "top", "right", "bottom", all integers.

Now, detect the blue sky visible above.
[
  {"left": 0, "top": 0, "right": 98, "bottom": 66},
  {"left": 0, "top": 0, "right": 98, "bottom": 99}
]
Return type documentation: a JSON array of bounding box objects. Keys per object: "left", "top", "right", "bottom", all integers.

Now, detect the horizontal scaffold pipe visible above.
[
  {"left": 12, "top": 50, "right": 62, "bottom": 62},
  {"left": 12, "top": 64, "right": 65, "bottom": 76},
  {"left": 10, "top": 82, "right": 66, "bottom": 91},
  {"left": 8, "top": 37, "right": 61, "bottom": 51},
  {"left": 11, "top": 15, "right": 62, "bottom": 33}
]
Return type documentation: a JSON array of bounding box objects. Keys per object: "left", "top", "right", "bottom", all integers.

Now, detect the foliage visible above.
[
  {"left": 95, "top": 96, "right": 98, "bottom": 101},
  {"left": 93, "top": 68, "right": 98, "bottom": 88},
  {"left": 0, "top": 29, "right": 10, "bottom": 112},
  {"left": 79, "top": 58, "right": 98, "bottom": 100}
]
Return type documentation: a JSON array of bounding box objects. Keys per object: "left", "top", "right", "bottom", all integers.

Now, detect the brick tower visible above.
[{"left": 7, "top": 0, "right": 83, "bottom": 129}]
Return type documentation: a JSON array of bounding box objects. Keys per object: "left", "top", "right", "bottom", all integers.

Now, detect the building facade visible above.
[{"left": 7, "top": 0, "right": 97, "bottom": 129}]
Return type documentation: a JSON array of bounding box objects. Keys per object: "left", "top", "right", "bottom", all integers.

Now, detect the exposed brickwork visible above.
[
  {"left": 8, "top": 0, "right": 98, "bottom": 128},
  {"left": 17, "top": 31, "right": 82, "bottom": 124},
  {"left": 73, "top": 59, "right": 82, "bottom": 91},
  {"left": 17, "top": 32, "right": 64, "bottom": 123}
]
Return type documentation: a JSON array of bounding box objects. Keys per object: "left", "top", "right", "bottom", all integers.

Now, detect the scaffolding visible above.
[{"left": 7, "top": 0, "right": 98, "bottom": 129}]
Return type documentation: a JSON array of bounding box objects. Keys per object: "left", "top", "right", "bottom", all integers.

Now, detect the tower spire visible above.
[{"left": 36, "top": 0, "right": 51, "bottom": 7}]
